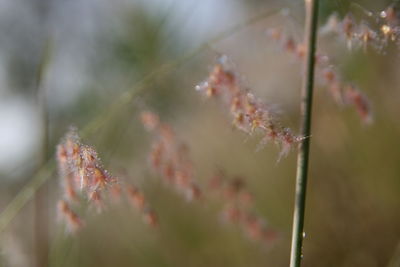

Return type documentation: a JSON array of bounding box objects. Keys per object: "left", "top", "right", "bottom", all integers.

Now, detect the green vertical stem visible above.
[
  {"left": 35, "top": 39, "right": 52, "bottom": 267},
  {"left": 289, "top": 0, "right": 319, "bottom": 267}
]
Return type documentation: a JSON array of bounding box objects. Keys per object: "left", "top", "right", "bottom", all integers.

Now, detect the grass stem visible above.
[
  {"left": 34, "top": 38, "right": 52, "bottom": 267},
  {"left": 289, "top": 1, "right": 319, "bottom": 267}
]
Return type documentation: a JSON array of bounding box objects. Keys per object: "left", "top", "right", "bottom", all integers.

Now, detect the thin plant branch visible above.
[
  {"left": 289, "top": 1, "right": 319, "bottom": 267},
  {"left": 34, "top": 38, "right": 53, "bottom": 267}
]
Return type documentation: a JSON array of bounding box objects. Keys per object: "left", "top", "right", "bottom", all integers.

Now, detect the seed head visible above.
[
  {"left": 127, "top": 185, "right": 146, "bottom": 211},
  {"left": 344, "top": 85, "right": 372, "bottom": 124},
  {"left": 58, "top": 200, "right": 83, "bottom": 232},
  {"left": 143, "top": 209, "right": 158, "bottom": 228},
  {"left": 196, "top": 56, "right": 301, "bottom": 158},
  {"left": 140, "top": 111, "right": 160, "bottom": 131}
]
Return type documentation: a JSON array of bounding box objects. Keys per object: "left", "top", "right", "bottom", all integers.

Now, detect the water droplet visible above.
[
  {"left": 302, "top": 232, "right": 306, "bottom": 238},
  {"left": 195, "top": 82, "right": 208, "bottom": 91},
  {"left": 381, "top": 11, "right": 387, "bottom": 18},
  {"left": 301, "top": 254, "right": 304, "bottom": 259}
]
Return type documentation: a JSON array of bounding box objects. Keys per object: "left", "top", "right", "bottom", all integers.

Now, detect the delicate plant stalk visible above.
[
  {"left": 34, "top": 38, "right": 52, "bottom": 267},
  {"left": 289, "top": 1, "right": 319, "bottom": 267}
]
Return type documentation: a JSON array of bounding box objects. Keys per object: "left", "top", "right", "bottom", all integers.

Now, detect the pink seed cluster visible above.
[
  {"left": 141, "top": 111, "right": 202, "bottom": 201},
  {"left": 208, "top": 170, "right": 279, "bottom": 245},
  {"left": 57, "top": 200, "right": 83, "bottom": 232},
  {"left": 267, "top": 28, "right": 373, "bottom": 124},
  {"left": 195, "top": 56, "right": 302, "bottom": 158},
  {"left": 57, "top": 128, "right": 116, "bottom": 211},
  {"left": 56, "top": 127, "right": 157, "bottom": 232},
  {"left": 322, "top": 6, "right": 400, "bottom": 51},
  {"left": 141, "top": 112, "right": 278, "bottom": 246},
  {"left": 126, "top": 184, "right": 158, "bottom": 227}
]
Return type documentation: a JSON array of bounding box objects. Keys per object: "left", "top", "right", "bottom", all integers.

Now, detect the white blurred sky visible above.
[{"left": 0, "top": 96, "right": 40, "bottom": 174}]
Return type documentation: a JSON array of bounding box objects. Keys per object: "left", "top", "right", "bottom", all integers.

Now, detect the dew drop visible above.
[
  {"left": 381, "top": 11, "right": 387, "bottom": 18},
  {"left": 195, "top": 81, "right": 208, "bottom": 91},
  {"left": 302, "top": 232, "right": 306, "bottom": 238}
]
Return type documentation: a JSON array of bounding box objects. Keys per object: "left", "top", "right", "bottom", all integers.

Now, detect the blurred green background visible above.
[{"left": 1, "top": 0, "right": 400, "bottom": 266}]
